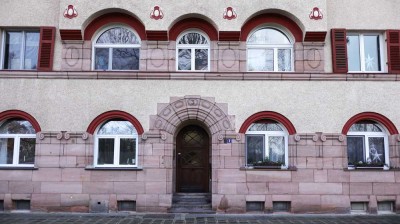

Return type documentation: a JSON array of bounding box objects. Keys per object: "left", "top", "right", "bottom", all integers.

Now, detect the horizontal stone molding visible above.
[
  {"left": 1, "top": 71, "right": 400, "bottom": 81},
  {"left": 38, "top": 131, "right": 89, "bottom": 141},
  {"left": 294, "top": 133, "right": 345, "bottom": 142}
]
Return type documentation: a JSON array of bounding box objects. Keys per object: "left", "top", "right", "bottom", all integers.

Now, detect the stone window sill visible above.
[
  {"left": 344, "top": 167, "right": 399, "bottom": 171},
  {"left": 0, "top": 166, "right": 38, "bottom": 170},
  {"left": 85, "top": 166, "right": 143, "bottom": 171},
  {"left": 240, "top": 166, "right": 297, "bottom": 171}
]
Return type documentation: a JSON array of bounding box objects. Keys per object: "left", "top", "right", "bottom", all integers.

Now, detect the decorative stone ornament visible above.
[
  {"left": 309, "top": 7, "right": 323, "bottom": 20},
  {"left": 223, "top": 7, "right": 237, "bottom": 20},
  {"left": 150, "top": 6, "right": 164, "bottom": 20},
  {"left": 64, "top": 5, "right": 78, "bottom": 19}
]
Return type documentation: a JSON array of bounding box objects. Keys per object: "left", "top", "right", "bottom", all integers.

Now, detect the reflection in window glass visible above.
[
  {"left": 246, "top": 135, "right": 264, "bottom": 165},
  {"left": 19, "top": 138, "right": 35, "bottom": 164},
  {"left": 248, "top": 49, "right": 274, "bottom": 71},
  {"left": 347, "top": 34, "right": 382, "bottom": 72},
  {"left": 278, "top": 49, "right": 291, "bottom": 71},
  {"left": 0, "top": 138, "right": 14, "bottom": 164},
  {"left": 24, "top": 32, "right": 40, "bottom": 69},
  {"left": 248, "top": 28, "right": 290, "bottom": 45},
  {"left": 364, "top": 35, "right": 381, "bottom": 71},
  {"left": 195, "top": 49, "right": 208, "bottom": 70},
  {"left": 347, "top": 35, "right": 361, "bottom": 71},
  {"left": 98, "top": 138, "right": 114, "bottom": 165},
  {"left": 95, "top": 48, "right": 109, "bottom": 70},
  {"left": 0, "top": 120, "right": 36, "bottom": 134},
  {"left": 368, "top": 137, "right": 384, "bottom": 164},
  {"left": 249, "top": 123, "right": 283, "bottom": 131},
  {"left": 119, "top": 138, "right": 136, "bottom": 165},
  {"left": 269, "top": 136, "right": 285, "bottom": 163},
  {"left": 347, "top": 136, "right": 364, "bottom": 163},
  {"left": 4, "top": 32, "right": 22, "bottom": 69},
  {"left": 98, "top": 121, "right": 136, "bottom": 135},
  {"left": 178, "top": 49, "right": 191, "bottom": 70},
  {"left": 3, "top": 31, "right": 40, "bottom": 70},
  {"left": 112, "top": 48, "right": 139, "bottom": 70},
  {"left": 177, "top": 32, "right": 209, "bottom": 71}
]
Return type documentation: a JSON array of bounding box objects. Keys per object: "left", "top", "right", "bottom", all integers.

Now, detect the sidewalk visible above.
[{"left": 0, "top": 213, "right": 399, "bottom": 224}]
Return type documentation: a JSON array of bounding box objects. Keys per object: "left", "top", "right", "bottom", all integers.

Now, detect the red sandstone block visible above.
[
  {"left": 61, "top": 168, "right": 90, "bottom": 182},
  {"left": 38, "top": 144, "right": 61, "bottom": 156},
  {"left": 292, "top": 169, "right": 314, "bottom": 182},
  {"left": 217, "top": 169, "right": 246, "bottom": 183},
  {"left": 65, "top": 144, "right": 86, "bottom": 156},
  {"left": 299, "top": 183, "right": 343, "bottom": 194},
  {"left": 32, "top": 168, "right": 61, "bottom": 182},
  {"left": 0, "top": 181, "right": 8, "bottom": 193},
  {"left": 82, "top": 182, "right": 113, "bottom": 194},
  {"left": 327, "top": 170, "right": 349, "bottom": 183},
  {"left": 223, "top": 195, "right": 245, "bottom": 207},
  {"left": 373, "top": 183, "right": 400, "bottom": 195},
  {"left": 90, "top": 170, "right": 137, "bottom": 182},
  {"left": 137, "top": 194, "right": 159, "bottom": 207},
  {"left": 246, "top": 195, "right": 265, "bottom": 202},
  {"left": 217, "top": 183, "right": 237, "bottom": 194},
  {"left": 117, "top": 194, "right": 136, "bottom": 201},
  {"left": 144, "top": 155, "right": 161, "bottom": 167},
  {"left": 292, "top": 195, "right": 321, "bottom": 213},
  {"left": 36, "top": 156, "right": 60, "bottom": 167},
  {"left": 247, "top": 183, "right": 268, "bottom": 194},
  {"left": 9, "top": 181, "right": 34, "bottom": 194},
  {"left": 236, "top": 183, "right": 249, "bottom": 194},
  {"left": 350, "top": 171, "right": 395, "bottom": 183},
  {"left": 145, "top": 182, "right": 166, "bottom": 194},
  {"left": 159, "top": 194, "right": 172, "bottom": 207},
  {"left": 269, "top": 182, "right": 299, "bottom": 194},
  {"left": 246, "top": 171, "right": 291, "bottom": 183},
  {"left": 295, "top": 157, "right": 307, "bottom": 168},
  {"left": 272, "top": 195, "right": 292, "bottom": 202},
  {"left": 321, "top": 195, "right": 350, "bottom": 213},
  {"left": 114, "top": 182, "right": 145, "bottom": 194},
  {"left": 224, "top": 156, "right": 240, "bottom": 168},
  {"left": 350, "top": 195, "right": 369, "bottom": 202},
  {"left": 31, "top": 193, "right": 61, "bottom": 207},
  {"left": 137, "top": 169, "right": 167, "bottom": 182},
  {"left": 322, "top": 158, "right": 334, "bottom": 169},
  {"left": 350, "top": 183, "right": 372, "bottom": 195},
  {"left": 41, "top": 182, "right": 82, "bottom": 194},
  {"left": 60, "top": 156, "right": 77, "bottom": 168},
  {"left": 0, "top": 170, "right": 33, "bottom": 181},
  {"left": 395, "top": 171, "right": 400, "bottom": 182},
  {"left": 306, "top": 157, "right": 318, "bottom": 169},
  {"left": 296, "top": 146, "right": 317, "bottom": 157},
  {"left": 314, "top": 169, "right": 327, "bottom": 182},
  {"left": 323, "top": 146, "right": 343, "bottom": 158},
  {"left": 61, "top": 194, "right": 89, "bottom": 206}
]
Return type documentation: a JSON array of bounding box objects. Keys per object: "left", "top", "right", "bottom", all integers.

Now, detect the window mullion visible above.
[
  {"left": 114, "top": 137, "right": 120, "bottom": 165},
  {"left": 359, "top": 35, "right": 366, "bottom": 71},
  {"left": 108, "top": 48, "right": 112, "bottom": 70},
  {"left": 274, "top": 48, "right": 278, "bottom": 72},
  {"left": 264, "top": 134, "right": 268, "bottom": 159},
  {"left": 364, "top": 135, "right": 370, "bottom": 161},
  {"left": 20, "top": 31, "right": 25, "bottom": 69},
  {"left": 191, "top": 48, "right": 195, "bottom": 71},
  {"left": 13, "top": 136, "right": 20, "bottom": 165}
]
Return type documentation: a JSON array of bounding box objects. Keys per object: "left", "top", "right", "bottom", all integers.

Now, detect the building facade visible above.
[{"left": 0, "top": 0, "right": 400, "bottom": 214}]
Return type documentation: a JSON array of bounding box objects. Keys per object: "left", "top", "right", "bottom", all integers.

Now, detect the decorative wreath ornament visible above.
[
  {"left": 309, "top": 7, "right": 323, "bottom": 20},
  {"left": 223, "top": 7, "right": 237, "bottom": 20},
  {"left": 150, "top": 5, "right": 164, "bottom": 20},
  {"left": 64, "top": 5, "right": 78, "bottom": 19}
]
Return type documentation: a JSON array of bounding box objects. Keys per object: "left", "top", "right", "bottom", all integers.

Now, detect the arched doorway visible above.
[{"left": 176, "top": 125, "right": 210, "bottom": 193}]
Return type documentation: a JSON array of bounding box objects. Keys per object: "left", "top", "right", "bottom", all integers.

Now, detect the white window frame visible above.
[
  {"left": 347, "top": 32, "right": 385, "bottom": 73},
  {"left": 1, "top": 29, "right": 40, "bottom": 70},
  {"left": 246, "top": 26, "right": 294, "bottom": 72},
  {"left": 245, "top": 124, "right": 289, "bottom": 167},
  {"left": 0, "top": 133, "right": 36, "bottom": 167},
  {"left": 347, "top": 124, "right": 389, "bottom": 167},
  {"left": 176, "top": 30, "right": 210, "bottom": 72},
  {"left": 91, "top": 25, "right": 141, "bottom": 71},
  {"left": 94, "top": 124, "right": 139, "bottom": 168}
]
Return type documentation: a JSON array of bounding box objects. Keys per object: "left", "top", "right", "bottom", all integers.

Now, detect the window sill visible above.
[
  {"left": 240, "top": 166, "right": 297, "bottom": 171},
  {"left": 85, "top": 166, "right": 143, "bottom": 171},
  {"left": 0, "top": 166, "right": 38, "bottom": 170},
  {"left": 344, "top": 167, "right": 397, "bottom": 171}
]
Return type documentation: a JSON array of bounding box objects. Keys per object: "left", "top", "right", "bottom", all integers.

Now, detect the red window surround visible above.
[
  {"left": 240, "top": 13, "right": 303, "bottom": 42},
  {"left": 84, "top": 13, "right": 146, "bottom": 40},
  {"left": 0, "top": 110, "right": 41, "bottom": 132},
  {"left": 86, "top": 110, "right": 144, "bottom": 135},
  {"left": 342, "top": 112, "right": 398, "bottom": 135},
  {"left": 169, "top": 18, "right": 218, "bottom": 41},
  {"left": 239, "top": 111, "right": 297, "bottom": 134}
]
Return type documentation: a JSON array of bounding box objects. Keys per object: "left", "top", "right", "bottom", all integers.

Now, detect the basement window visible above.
[
  {"left": 378, "top": 201, "right": 394, "bottom": 214},
  {"left": 246, "top": 201, "right": 264, "bottom": 212},
  {"left": 351, "top": 202, "right": 368, "bottom": 213},
  {"left": 273, "top": 201, "right": 291, "bottom": 212},
  {"left": 0, "top": 200, "right": 4, "bottom": 211},
  {"left": 118, "top": 200, "right": 136, "bottom": 212},
  {"left": 13, "top": 200, "right": 30, "bottom": 210}
]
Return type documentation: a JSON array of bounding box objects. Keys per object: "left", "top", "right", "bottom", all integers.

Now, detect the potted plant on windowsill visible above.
[
  {"left": 348, "top": 159, "right": 387, "bottom": 170},
  {"left": 250, "top": 157, "right": 284, "bottom": 169}
]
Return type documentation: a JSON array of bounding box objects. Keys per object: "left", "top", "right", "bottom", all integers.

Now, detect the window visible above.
[
  {"left": 347, "top": 123, "right": 389, "bottom": 167},
  {"left": 0, "top": 120, "right": 36, "bottom": 166},
  {"left": 1, "top": 30, "right": 40, "bottom": 70},
  {"left": 347, "top": 33, "right": 384, "bottom": 72},
  {"left": 93, "top": 26, "right": 140, "bottom": 70},
  {"left": 176, "top": 31, "right": 210, "bottom": 71},
  {"left": 247, "top": 28, "right": 293, "bottom": 72},
  {"left": 245, "top": 122, "right": 288, "bottom": 167},
  {"left": 351, "top": 202, "right": 368, "bottom": 214},
  {"left": 94, "top": 120, "right": 138, "bottom": 167}
]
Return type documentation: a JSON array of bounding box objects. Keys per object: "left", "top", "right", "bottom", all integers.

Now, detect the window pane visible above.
[
  {"left": 4, "top": 32, "right": 22, "bottom": 69},
  {"left": 24, "top": 32, "right": 40, "bottom": 69},
  {"left": 98, "top": 121, "right": 137, "bottom": 135},
  {"left": 112, "top": 48, "right": 139, "bottom": 70},
  {"left": 178, "top": 33, "right": 208, "bottom": 45},
  {"left": 119, "top": 138, "right": 136, "bottom": 165},
  {"left": 278, "top": 49, "right": 291, "bottom": 71},
  {"left": 268, "top": 136, "right": 285, "bottom": 163},
  {"left": 347, "top": 35, "right": 361, "bottom": 71},
  {"left": 0, "top": 138, "right": 14, "bottom": 164},
  {"left": 19, "top": 138, "right": 35, "bottom": 164},
  {"left": 195, "top": 49, "right": 208, "bottom": 70},
  {"left": 349, "top": 123, "right": 382, "bottom": 132},
  {"left": 94, "top": 48, "right": 109, "bottom": 70},
  {"left": 98, "top": 138, "right": 114, "bottom": 165},
  {"left": 248, "top": 49, "right": 273, "bottom": 71},
  {"left": 247, "top": 28, "right": 290, "bottom": 45},
  {"left": 246, "top": 135, "right": 264, "bottom": 165},
  {"left": 369, "top": 137, "right": 385, "bottom": 164},
  {"left": 248, "top": 123, "right": 283, "bottom": 131},
  {"left": 0, "top": 120, "right": 35, "bottom": 134},
  {"left": 96, "top": 27, "right": 140, "bottom": 44},
  {"left": 178, "top": 49, "right": 191, "bottom": 70},
  {"left": 364, "top": 35, "right": 381, "bottom": 71},
  {"left": 347, "top": 136, "right": 364, "bottom": 163}
]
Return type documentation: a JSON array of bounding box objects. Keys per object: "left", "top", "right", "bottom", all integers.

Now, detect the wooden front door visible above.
[{"left": 176, "top": 125, "right": 209, "bottom": 193}]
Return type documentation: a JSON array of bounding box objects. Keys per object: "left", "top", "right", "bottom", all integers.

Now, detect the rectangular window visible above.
[
  {"left": 347, "top": 33, "right": 383, "bottom": 72},
  {"left": 13, "top": 200, "right": 30, "bottom": 210},
  {"left": 2, "top": 30, "right": 40, "bottom": 70},
  {"left": 97, "top": 138, "right": 115, "bottom": 165},
  {"left": 246, "top": 201, "right": 264, "bottom": 212},
  {"left": 118, "top": 201, "right": 136, "bottom": 211},
  {"left": 119, "top": 138, "right": 136, "bottom": 165},
  {"left": 378, "top": 201, "right": 394, "bottom": 213},
  {"left": 351, "top": 202, "right": 368, "bottom": 213},
  {"left": 0, "top": 200, "right": 3, "bottom": 211},
  {"left": 246, "top": 135, "right": 265, "bottom": 165},
  {"left": 273, "top": 201, "right": 291, "bottom": 212}
]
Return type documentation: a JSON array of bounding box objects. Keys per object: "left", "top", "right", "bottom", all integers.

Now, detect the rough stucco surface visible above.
[{"left": 0, "top": 79, "right": 399, "bottom": 133}]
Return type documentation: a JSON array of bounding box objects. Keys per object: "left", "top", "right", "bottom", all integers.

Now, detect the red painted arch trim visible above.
[
  {"left": 84, "top": 13, "right": 146, "bottom": 40},
  {"left": 0, "top": 110, "right": 41, "bottom": 132},
  {"left": 239, "top": 111, "right": 297, "bottom": 135},
  {"left": 86, "top": 110, "right": 144, "bottom": 135},
  {"left": 241, "top": 13, "right": 303, "bottom": 42},
  {"left": 169, "top": 18, "right": 218, "bottom": 41},
  {"left": 342, "top": 112, "right": 399, "bottom": 135}
]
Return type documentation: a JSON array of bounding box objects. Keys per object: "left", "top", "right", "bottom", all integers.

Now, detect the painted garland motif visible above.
[
  {"left": 223, "top": 7, "right": 237, "bottom": 20},
  {"left": 64, "top": 5, "right": 78, "bottom": 19},
  {"left": 150, "top": 6, "right": 164, "bottom": 20}
]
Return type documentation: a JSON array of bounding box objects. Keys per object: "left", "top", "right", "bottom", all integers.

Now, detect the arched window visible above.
[
  {"left": 247, "top": 27, "right": 293, "bottom": 72},
  {"left": 176, "top": 31, "right": 210, "bottom": 71},
  {"left": 347, "top": 122, "right": 389, "bottom": 168},
  {"left": 0, "top": 119, "right": 36, "bottom": 166},
  {"left": 245, "top": 121, "right": 288, "bottom": 168},
  {"left": 94, "top": 120, "right": 138, "bottom": 167},
  {"left": 93, "top": 26, "right": 140, "bottom": 70}
]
